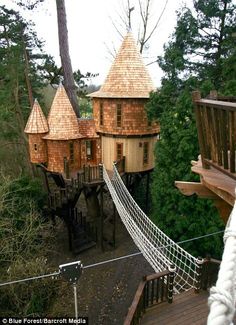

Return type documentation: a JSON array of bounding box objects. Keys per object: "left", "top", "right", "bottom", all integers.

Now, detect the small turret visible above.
[
  {"left": 24, "top": 99, "right": 49, "bottom": 164},
  {"left": 43, "top": 84, "right": 84, "bottom": 174}
]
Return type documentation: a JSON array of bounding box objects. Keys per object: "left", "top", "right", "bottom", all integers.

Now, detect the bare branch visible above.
[{"left": 144, "top": 0, "right": 169, "bottom": 45}]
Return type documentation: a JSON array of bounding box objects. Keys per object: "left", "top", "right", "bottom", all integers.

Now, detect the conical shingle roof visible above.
[
  {"left": 24, "top": 99, "right": 49, "bottom": 134},
  {"left": 89, "top": 32, "right": 155, "bottom": 98},
  {"left": 43, "top": 84, "right": 83, "bottom": 140}
]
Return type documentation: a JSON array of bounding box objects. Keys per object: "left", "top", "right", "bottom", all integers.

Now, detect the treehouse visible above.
[
  {"left": 175, "top": 91, "right": 236, "bottom": 223},
  {"left": 89, "top": 32, "right": 159, "bottom": 174},
  {"left": 25, "top": 32, "right": 159, "bottom": 179},
  {"left": 25, "top": 85, "right": 101, "bottom": 176},
  {"left": 24, "top": 31, "right": 159, "bottom": 253}
]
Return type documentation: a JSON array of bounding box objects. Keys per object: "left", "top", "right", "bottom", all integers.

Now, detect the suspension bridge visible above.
[
  {"left": 103, "top": 163, "right": 199, "bottom": 294},
  {"left": 104, "top": 163, "right": 236, "bottom": 325},
  {"left": 0, "top": 162, "right": 235, "bottom": 324}
]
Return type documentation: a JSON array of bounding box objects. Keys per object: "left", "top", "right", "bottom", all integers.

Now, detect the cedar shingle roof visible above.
[
  {"left": 78, "top": 119, "right": 99, "bottom": 138},
  {"left": 89, "top": 32, "right": 155, "bottom": 98},
  {"left": 43, "top": 84, "right": 83, "bottom": 140},
  {"left": 24, "top": 99, "right": 49, "bottom": 134}
]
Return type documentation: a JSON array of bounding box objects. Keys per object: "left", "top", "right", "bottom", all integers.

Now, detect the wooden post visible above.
[
  {"left": 100, "top": 185, "right": 104, "bottom": 251},
  {"left": 195, "top": 256, "right": 204, "bottom": 293},
  {"left": 192, "top": 91, "right": 209, "bottom": 169},
  {"left": 99, "top": 163, "right": 103, "bottom": 180},
  {"left": 64, "top": 157, "right": 70, "bottom": 179},
  {"left": 229, "top": 111, "right": 235, "bottom": 173},
  {"left": 209, "top": 90, "right": 218, "bottom": 99},
  {"left": 167, "top": 265, "right": 176, "bottom": 303},
  {"left": 88, "top": 165, "right": 91, "bottom": 183}
]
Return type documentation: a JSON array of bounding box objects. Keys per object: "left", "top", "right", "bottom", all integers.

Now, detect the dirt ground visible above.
[{"left": 47, "top": 193, "right": 154, "bottom": 325}]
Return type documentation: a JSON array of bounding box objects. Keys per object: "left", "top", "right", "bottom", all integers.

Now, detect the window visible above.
[
  {"left": 143, "top": 142, "right": 149, "bottom": 165},
  {"left": 69, "top": 142, "right": 74, "bottom": 163},
  {"left": 86, "top": 140, "right": 93, "bottom": 160},
  {"left": 116, "top": 104, "right": 122, "bottom": 127},
  {"left": 34, "top": 144, "right": 38, "bottom": 152},
  {"left": 100, "top": 103, "right": 103, "bottom": 126},
  {"left": 116, "top": 143, "right": 123, "bottom": 161}
]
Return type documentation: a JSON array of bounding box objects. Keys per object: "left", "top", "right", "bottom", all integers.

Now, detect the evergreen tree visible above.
[
  {"left": 0, "top": 5, "right": 54, "bottom": 175},
  {"left": 147, "top": 0, "right": 236, "bottom": 258}
]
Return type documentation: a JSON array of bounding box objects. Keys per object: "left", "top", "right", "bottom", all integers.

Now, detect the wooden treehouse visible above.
[
  {"left": 176, "top": 91, "right": 236, "bottom": 223},
  {"left": 24, "top": 32, "right": 159, "bottom": 253}
]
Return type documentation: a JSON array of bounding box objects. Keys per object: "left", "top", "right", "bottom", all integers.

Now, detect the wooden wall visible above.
[
  {"left": 102, "top": 136, "right": 157, "bottom": 172},
  {"left": 28, "top": 134, "right": 47, "bottom": 164},
  {"left": 93, "top": 98, "right": 159, "bottom": 136},
  {"left": 47, "top": 140, "right": 81, "bottom": 174}
]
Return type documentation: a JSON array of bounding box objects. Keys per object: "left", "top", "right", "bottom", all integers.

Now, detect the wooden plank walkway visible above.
[{"left": 141, "top": 289, "right": 209, "bottom": 325}]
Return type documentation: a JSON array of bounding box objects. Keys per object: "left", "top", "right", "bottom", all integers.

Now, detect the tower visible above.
[
  {"left": 89, "top": 32, "right": 159, "bottom": 172},
  {"left": 24, "top": 99, "right": 48, "bottom": 164},
  {"left": 43, "top": 84, "right": 83, "bottom": 174}
]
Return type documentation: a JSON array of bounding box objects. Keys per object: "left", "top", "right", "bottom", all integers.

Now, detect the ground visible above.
[{"left": 47, "top": 192, "right": 153, "bottom": 325}]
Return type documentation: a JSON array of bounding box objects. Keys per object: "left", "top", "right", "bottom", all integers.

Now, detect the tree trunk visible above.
[{"left": 56, "top": 0, "right": 80, "bottom": 117}]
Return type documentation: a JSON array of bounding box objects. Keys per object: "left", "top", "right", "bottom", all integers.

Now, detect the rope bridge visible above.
[{"left": 103, "top": 163, "right": 199, "bottom": 294}]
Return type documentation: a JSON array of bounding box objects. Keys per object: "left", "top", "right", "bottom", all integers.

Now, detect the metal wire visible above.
[{"left": 0, "top": 230, "right": 223, "bottom": 288}]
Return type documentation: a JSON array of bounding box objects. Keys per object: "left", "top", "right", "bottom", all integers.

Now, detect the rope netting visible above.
[{"left": 103, "top": 164, "right": 199, "bottom": 294}]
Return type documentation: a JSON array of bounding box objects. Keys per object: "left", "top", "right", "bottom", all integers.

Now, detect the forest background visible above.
[{"left": 0, "top": 0, "right": 235, "bottom": 317}]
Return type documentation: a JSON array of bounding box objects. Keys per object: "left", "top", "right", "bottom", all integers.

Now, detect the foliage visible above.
[
  {"left": 0, "top": 5, "right": 53, "bottom": 175},
  {"left": 150, "top": 82, "right": 224, "bottom": 258},
  {"left": 79, "top": 97, "right": 93, "bottom": 118},
  {"left": 147, "top": 0, "right": 236, "bottom": 259},
  {"left": 0, "top": 173, "right": 56, "bottom": 316}
]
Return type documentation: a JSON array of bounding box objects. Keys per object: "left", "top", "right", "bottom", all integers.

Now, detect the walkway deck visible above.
[{"left": 141, "top": 289, "right": 209, "bottom": 325}]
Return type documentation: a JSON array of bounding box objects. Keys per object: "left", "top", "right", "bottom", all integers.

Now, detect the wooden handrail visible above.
[
  {"left": 124, "top": 269, "right": 174, "bottom": 325},
  {"left": 193, "top": 92, "right": 236, "bottom": 176},
  {"left": 194, "top": 99, "right": 236, "bottom": 112}
]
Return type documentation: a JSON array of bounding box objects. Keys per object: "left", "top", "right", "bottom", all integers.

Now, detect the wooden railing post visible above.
[
  {"left": 88, "top": 165, "right": 91, "bottom": 182},
  {"left": 99, "top": 163, "right": 103, "bottom": 180},
  {"left": 192, "top": 91, "right": 209, "bottom": 169},
  {"left": 64, "top": 157, "right": 70, "bottom": 179},
  {"left": 167, "top": 264, "right": 176, "bottom": 303},
  {"left": 195, "top": 256, "right": 204, "bottom": 293}
]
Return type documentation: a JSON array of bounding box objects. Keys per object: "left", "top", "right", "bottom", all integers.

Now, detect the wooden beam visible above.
[
  {"left": 175, "top": 181, "right": 218, "bottom": 199},
  {"left": 214, "top": 199, "right": 232, "bottom": 224}
]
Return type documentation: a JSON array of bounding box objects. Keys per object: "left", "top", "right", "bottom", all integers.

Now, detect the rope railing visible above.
[
  {"left": 103, "top": 163, "right": 199, "bottom": 293},
  {"left": 207, "top": 198, "right": 236, "bottom": 325}
]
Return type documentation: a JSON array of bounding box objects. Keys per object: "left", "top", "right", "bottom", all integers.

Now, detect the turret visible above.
[
  {"left": 24, "top": 99, "right": 49, "bottom": 164},
  {"left": 89, "top": 32, "right": 159, "bottom": 172},
  {"left": 43, "top": 84, "right": 83, "bottom": 174}
]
